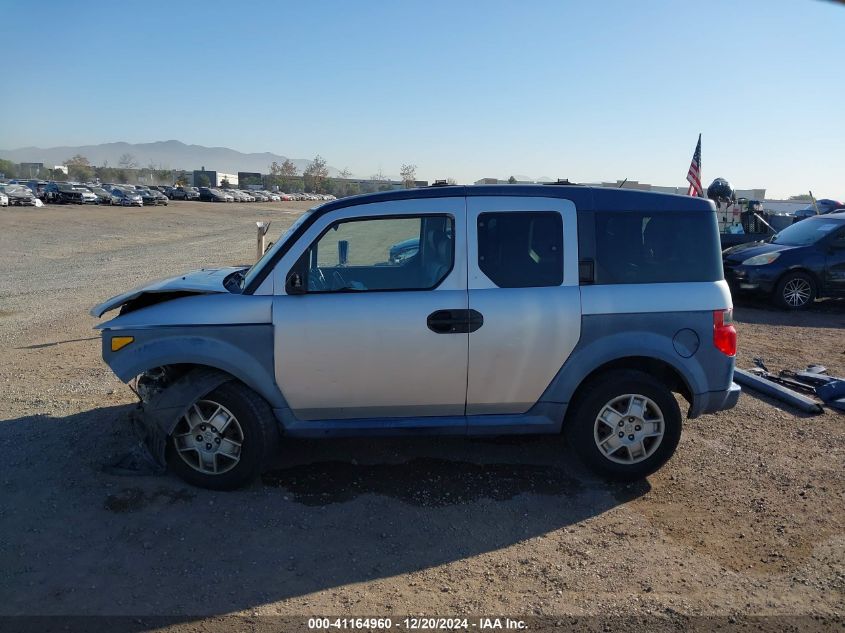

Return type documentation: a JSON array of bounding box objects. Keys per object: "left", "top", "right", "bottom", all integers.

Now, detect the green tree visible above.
[
  {"left": 47, "top": 168, "right": 67, "bottom": 181},
  {"left": 221, "top": 177, "right": 231, "bottom": 189},
  {"left": 269, "top": 159, "right": 299, "bottom": 191},
  {"left": 65, "top": 154, "right": 94, "bottom": 181},
  {"left": 0, "top": 159, "right": 17, "bottom": 178},
  {"left": 507, "top": 175, "right": 517, "bottom": 184},
  {"left": 280, "top": 159, "right": 298, "bottom": 178},
  {"left": 303, "top": 154, "right": 329, "bottom": 193},
  {"left": 196, "top": 173, "right": 211, "bottom": 187}
]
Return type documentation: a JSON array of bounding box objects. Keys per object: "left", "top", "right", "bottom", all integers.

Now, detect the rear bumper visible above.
[{"left": 689, "top": 381, "right": 741, "bottom": 418}]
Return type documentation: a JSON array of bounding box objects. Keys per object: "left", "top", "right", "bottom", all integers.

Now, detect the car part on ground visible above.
[
  {"left": 735, "top": 358, "right": 839, "bottom": 414},
  {"left": 750, "top": 359, "right": 845, "bottom": 413},
  {"left": 734, "top": 368, "right": 823, "bottom": 414}
]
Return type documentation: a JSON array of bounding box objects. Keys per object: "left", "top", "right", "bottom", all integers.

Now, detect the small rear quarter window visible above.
[{"left": 594, "top": 211, "right": 722, "bottom": 284}]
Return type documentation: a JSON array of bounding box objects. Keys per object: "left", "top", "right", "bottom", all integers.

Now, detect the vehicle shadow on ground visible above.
[{"left": 1, "top": 404, "right": 649, "bottom": 620}]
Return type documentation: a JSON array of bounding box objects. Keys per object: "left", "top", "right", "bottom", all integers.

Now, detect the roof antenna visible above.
[{"left": 618, "top": 178, "right": 628, "bottom": 188}]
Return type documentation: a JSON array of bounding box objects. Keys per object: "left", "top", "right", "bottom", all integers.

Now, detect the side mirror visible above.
[{"left": 285, "top": 272, "right": 305, "bottom": 295}]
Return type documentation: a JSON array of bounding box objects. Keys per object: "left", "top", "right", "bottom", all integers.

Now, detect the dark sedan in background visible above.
[
  {"left": 198, "top": 187, "right": 228, "bottom": 202},
  {"left": 43, "top": 182, "right": 84, "bottom": 204},
  {"left": 723, "top": 212, "right": 845, "bottom": 309}
]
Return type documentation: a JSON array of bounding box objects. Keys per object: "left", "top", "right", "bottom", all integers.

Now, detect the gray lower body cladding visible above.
[
  {"left": 102, "top": 311, "right": 738, "bottom": 449},
  {"left": 537, "top": 311, "right": 738, "bottom": 419},
  {"left": 100, "top": 324, "right": 285, "bottom": 409}
]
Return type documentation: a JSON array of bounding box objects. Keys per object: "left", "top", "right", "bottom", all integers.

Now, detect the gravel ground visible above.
[{"left": 0, "top": 201, "right": 842, "bottom": 630}]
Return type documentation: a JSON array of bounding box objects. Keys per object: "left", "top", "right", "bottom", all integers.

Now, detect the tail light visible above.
[{"left": 713, "top": 309, "right": 737, "bottom": 356}]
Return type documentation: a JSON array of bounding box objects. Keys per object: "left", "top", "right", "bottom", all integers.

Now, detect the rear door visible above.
[{"left": 465, "top": 196, "right": 581, "bottom": 415}]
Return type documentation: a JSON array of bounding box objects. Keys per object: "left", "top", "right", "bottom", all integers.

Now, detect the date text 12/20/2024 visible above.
[{"left": 308, "top": 617, "right": 527, "bottom": 630}]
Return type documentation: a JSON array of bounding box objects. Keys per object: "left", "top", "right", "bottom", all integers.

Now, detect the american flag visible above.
[{"left": 686, "top": 133, "right": 703, "bottom": 197}]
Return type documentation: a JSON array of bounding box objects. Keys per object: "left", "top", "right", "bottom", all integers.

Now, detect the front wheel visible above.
[
  {"left": 564, "top": 370, "right": 682, "bottom": 481},
  {"left": 166, "top": 381, "right": 279, "bottom": 490},
  {"left": 774, "top": 272, "right": 816, "bottom": 310}
]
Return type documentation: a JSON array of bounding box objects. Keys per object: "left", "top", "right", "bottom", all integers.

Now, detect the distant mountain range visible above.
[{"left": 0, "top": 140, "right": 341, "bottom": 176}]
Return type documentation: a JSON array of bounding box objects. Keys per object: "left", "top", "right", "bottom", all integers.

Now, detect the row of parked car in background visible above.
[{"left": 0, "top": 180, "right": 336, "bottom": 207}]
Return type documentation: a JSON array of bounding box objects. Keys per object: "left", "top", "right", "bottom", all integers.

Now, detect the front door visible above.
[
  {"left": 465, "top": 196, "right": 581, "bottom": 415},
  {"left": 272, "top": 197, "right": 469, "bottom": 421},
  {"left": 823, "top": 225, "right": 845, "bottom": 295}
]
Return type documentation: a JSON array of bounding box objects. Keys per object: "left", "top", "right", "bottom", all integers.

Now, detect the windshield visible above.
[
  {"left": 772, "top": 218, "right": 844, "bottom": 246},
  {"left": 240, "top": 210, "right": 315, "bottom": 290}
]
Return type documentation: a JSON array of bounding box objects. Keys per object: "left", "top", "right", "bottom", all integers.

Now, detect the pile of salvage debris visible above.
[{"left": 735, "top": 359, "right": 845, "bottom": 414}]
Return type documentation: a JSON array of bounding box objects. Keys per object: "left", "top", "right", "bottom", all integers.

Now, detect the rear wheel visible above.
[
  {"left": 565, "top": 370, "right": 682, "bottom": 480},
  {"left": 166, "top": 382, "right": 279, "bottom": 490},
  {"left": 774, "top": 272, "right": 816, "bottom": 310}
]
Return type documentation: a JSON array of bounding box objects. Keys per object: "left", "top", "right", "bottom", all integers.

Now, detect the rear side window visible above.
[
  {"left": 594, "top": 211, "right": 722, "bottom": 284},
  {"left": 477, "top": 212, "right": 563, "bottom": 288}
]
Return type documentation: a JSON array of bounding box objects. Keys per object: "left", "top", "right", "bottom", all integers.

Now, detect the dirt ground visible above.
[{"left": 0, "top": 201, "right": 842, "bottom": 630}]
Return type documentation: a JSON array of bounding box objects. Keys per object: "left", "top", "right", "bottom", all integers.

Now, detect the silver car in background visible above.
[{"left": 111, "top": 187, "right": 144, "bottom": 207}]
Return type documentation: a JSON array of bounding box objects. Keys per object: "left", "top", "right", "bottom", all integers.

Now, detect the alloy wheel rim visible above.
[
  {"left": 594, "top": 394, "right": 665, "bottom": 465},
  {"left": 172, "top": 400, "right": 244, "bottom": 475},
  {"left": 783, "top": 278, "right": 811, "bottom": 307}
]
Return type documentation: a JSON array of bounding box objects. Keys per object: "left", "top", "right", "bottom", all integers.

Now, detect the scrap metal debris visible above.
[{"left": 734, "top": 359, "right": 844, "bottom": 414}]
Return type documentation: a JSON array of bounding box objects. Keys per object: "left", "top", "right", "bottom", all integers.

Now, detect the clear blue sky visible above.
[{"left": 2, "top": 0, "right": 842, "bottom": 198}]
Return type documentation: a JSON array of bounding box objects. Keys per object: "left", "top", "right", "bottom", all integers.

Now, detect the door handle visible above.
[
  {"left": 427, "top": 309, "right": 484, "bottom": 334},
  {"left": 427, "top": 310, "right": 457, "bottom": 333}
]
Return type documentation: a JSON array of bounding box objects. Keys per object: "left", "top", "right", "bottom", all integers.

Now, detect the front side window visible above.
[
  {"left": 300, "top": 215, "right": 454, "bottom": 292},
  {"left": 477, "top": 212, "right": 563, "bottom": 288}
]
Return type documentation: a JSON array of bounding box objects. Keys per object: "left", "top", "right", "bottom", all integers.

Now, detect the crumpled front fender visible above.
[{"left": 133, "top": 367, "right": 234, "bottom": 467}]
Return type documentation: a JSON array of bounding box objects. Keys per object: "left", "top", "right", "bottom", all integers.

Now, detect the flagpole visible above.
[{"left": 695, "top": 133, "right": 701, "bottom": 197}]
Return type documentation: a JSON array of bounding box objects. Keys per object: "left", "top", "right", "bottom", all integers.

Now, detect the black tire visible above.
[
  {"left": 774, "top": 271, "right": 816, "bottom": 310},
  {"left": 166, "top": 381, "right": 279, "bottom": 490},
  {"left": 564, "top": 369, "right": 682, "bottom": 481}
]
